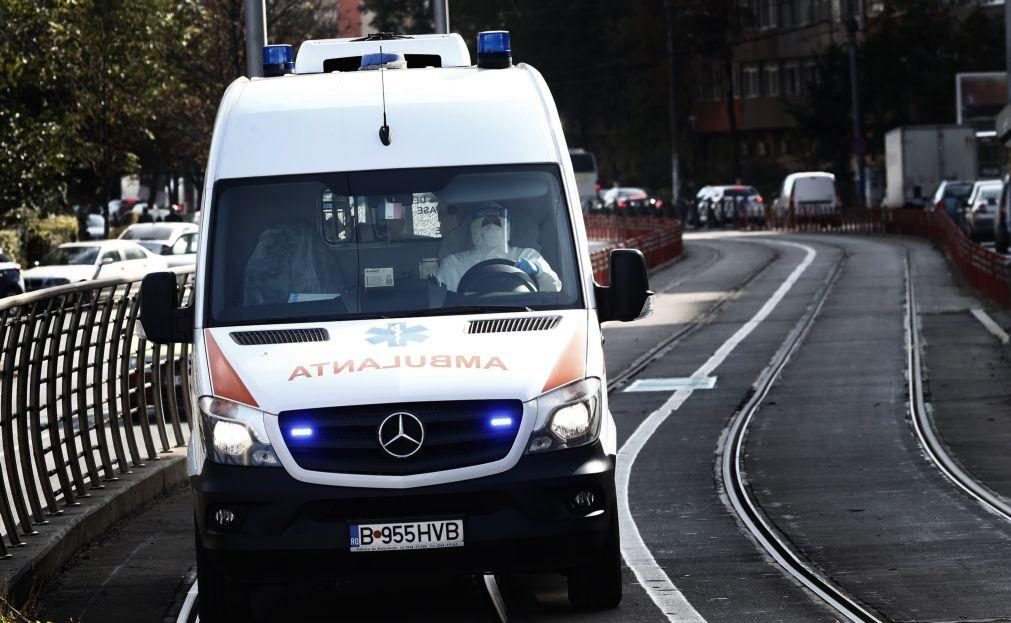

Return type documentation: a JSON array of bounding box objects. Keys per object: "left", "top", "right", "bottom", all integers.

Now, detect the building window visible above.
[
  {"left": 758, "top": 0, "right": 778, "bottom": 29},
  {"left": 756, "top": 141, "right": 768, "bottom": 157},
  {"left": 793, "top": 0, "right": 812, "bottom": 25},
  {"left": 781, "top": 138, "right": 792, "bottom": 155},
  {"left": 740, "top": 141, "right": 751, "bottom": 158},
  {"left": 763, "top": 63, "right": 781, "bottom": 97},
  {"left": 803, "top": 61, "right": 821, "bottom": 89},
  {"left": 732, "top": 63, "right": 742, "bottom": 99},
  {"left": 742, "top": 64, "right": 760, "bottom": 98},
  {"left": 711, "top": 63, "right": 724, "bottom": 101},
  {"left": 783, "top": 62, "right": 801, "bottom": 96}
]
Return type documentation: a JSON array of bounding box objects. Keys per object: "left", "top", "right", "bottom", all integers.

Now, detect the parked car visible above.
[
  {"left": 697, "top": 185, "right": 765, "bottom": 228},
  {"left": 118, "top": 222, "right": 199, "bottom": 267},
  {"left": 960, "top": 179, "right": 1001, "bottom": 242},
  {"left": 109, "top": 199, "right": 176, "bottom": 224},
  {"left": 929, "top": 180, "right": 973, "bottom": 223},
  {"left": 773, "top": 172, "right": 839, "bottom": 227},
  {"left": 569, "top": 148, "right": 599, "bottom": 211},
  {"left": 23, "top": 240, "right": 168, "bottom": 291},
  {"left": 602, "top": 186, "right": 663, "bottom": 215},
  {"left": 85, "top": 213, "right": 107, "bottom": 240},
  {"left": 0, "top": 250, "right": 25, "bottom": 297},
  {"left": 997, "top": 176, "right": 1010, "bottom": 254}
]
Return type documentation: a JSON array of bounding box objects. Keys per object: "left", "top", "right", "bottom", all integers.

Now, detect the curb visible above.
[{"left": 1, "top": 451, "right": 188, "bottom": 607}]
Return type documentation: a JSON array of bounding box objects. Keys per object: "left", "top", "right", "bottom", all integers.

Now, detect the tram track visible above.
[
  {"left": 718, "top": 239, "right": 891, "bottom": 623},
  {"left": 903, "top": 254, "right": 1011, "bottom": 522}
]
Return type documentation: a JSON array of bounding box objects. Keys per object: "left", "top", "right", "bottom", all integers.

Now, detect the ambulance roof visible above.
[{"left": 211, "top": 65, "right": 561, "bottom": 181}]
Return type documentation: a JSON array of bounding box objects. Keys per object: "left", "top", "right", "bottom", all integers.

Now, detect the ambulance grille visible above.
[
  {"left": 278, "top": 400, "right": 522, "bottom": 476},
  {"left": 230, "top": 328, "right": 329, "bottom": 345},
  {"left": 467, "top": 316, "right": 561, "bottom": 334}
]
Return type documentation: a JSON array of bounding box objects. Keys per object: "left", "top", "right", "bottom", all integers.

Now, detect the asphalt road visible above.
[{"left": 35, "top": 232, "right": 1011, "bottom": 623}]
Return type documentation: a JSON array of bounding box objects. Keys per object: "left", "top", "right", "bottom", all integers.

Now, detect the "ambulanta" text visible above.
[{"left": 288, "top": 354, "right": 508, "bottom": 381}]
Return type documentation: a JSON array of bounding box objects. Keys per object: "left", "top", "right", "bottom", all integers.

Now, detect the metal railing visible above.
[{"left": 0, "top": 268, "right": 194, "bottom": 558}]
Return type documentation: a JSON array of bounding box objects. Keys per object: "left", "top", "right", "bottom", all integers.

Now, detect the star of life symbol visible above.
[
  {"left": 377, "top": 412, "right": 425, "bottom": 458},
  {"left": 366, "top": 322, "right": 428, "bottom": 347}
]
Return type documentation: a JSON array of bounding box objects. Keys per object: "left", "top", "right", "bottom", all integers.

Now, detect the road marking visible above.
[
  {"left": 970, "top": 308, "right": 1010, "bottom": 345},
  {"left": 176, "top": 580, "right": 199, "bottom": 623},
  {"left": 623, "top": 377, "right": 718, "bottom": 392},
  {"left": 617, "top": 240, "right": 816, "bottom": 623}
]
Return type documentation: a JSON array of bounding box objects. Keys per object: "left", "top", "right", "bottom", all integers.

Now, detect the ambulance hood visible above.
[{"left": 202, "top": 310, "right": 589, "bottom": 414}]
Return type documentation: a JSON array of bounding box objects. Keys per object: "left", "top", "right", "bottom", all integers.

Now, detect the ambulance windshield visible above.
[{"left": 206, "top": 164, "right": 583, "bottom": 326}]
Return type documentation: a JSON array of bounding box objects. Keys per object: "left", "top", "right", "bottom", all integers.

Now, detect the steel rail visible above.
[
  {"left": 904, "top": 255, "right": 1011, "bottom": 521},
  {"left": 607, "top": 239, "right": 780, "bottom": 391},
  {"left": 718, "top": 243, "right": 888, "bottom": 623}
]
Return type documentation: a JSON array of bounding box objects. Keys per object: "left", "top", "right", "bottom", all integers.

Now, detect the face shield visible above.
[{"left": 470, "top": 204, "right": 510, "bottom": 256}]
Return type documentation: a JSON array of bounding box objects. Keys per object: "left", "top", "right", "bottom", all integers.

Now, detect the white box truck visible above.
[{"left": 885, "top": 125, "right": 977, "bottom": 208}]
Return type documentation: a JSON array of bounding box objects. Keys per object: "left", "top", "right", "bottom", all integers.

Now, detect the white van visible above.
[
  {"left": 773, "top": 171, "right": 840, "bottom": 226},
  {"left": 140, "top": 32, "right": 651, "bottom": 621},
  {"left": 569, "top": 148, "right": 599, "bottom": 210}
]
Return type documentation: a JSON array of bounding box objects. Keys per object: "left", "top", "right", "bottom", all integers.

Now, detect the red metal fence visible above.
[
  {"left": 759, "top": 206, "right": 1009, "bottom": 309},
  {"left": 584, "top": 215, "right": 684, "bottom": 285},
  {"left": 885, "top": 209, "right": 1010, "bottom": 308}
]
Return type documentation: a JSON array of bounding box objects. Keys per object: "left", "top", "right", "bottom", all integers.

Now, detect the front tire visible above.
[
  {"left": 196, "top": 526, "right": 252, "bottom": 622},
  {"left": 567, "top": 512, "right": 622, "bottom": 610}
]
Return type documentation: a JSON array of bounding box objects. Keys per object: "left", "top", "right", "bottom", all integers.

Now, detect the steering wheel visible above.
[{"left": 457, "top": 259, "right": 538, "bottom": 295}]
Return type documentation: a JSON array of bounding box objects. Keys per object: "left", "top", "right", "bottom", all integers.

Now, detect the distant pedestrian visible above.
[
  {"left": 165, "top": 206, "right": 183, "bottom": 222},
  {"left": 138, "top": 206, "right": 154, "bottom": 223}
]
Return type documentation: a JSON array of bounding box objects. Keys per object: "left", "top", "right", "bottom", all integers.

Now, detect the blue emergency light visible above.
[
  {"left": 263, "top": 44, "right": 294, "bottom": 77},
  {"left": 477, "top": 31, "right": 512, "bottom": 69},
  {"left": 290, "top": 426, "right": 314, "bottom": 439},
  {"left": 489, "top": 416, "right": 514, "bottom": 429}
]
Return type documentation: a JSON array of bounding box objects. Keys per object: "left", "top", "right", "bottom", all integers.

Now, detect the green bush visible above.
[
  {"left": 26, "top": 215, "right": 79, "bottom": 264},
  {"left": 0, "top": 230, "right": 23, "bottom": 263},
  {"left": 0, "top": 210, "right": 80, "bottom": 265}
]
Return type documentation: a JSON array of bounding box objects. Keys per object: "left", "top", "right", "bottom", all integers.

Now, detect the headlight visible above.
[
  {"left": 198, "top": 396, "right": 280, "bottom": 467},
  {"left": 525, "top": 378, "right": 602, "bottom": 453}
]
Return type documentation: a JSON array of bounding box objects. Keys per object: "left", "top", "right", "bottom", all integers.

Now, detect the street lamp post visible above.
[
  {"left": 244, "top": 0, "right": 267, "bottom": 78},
  {"left": 663, "top": 0, "right": 682, "bottom": 204},
  {"left": 846, "top": 0, "right": 866, "bottom": 209},
  {"left": 433, "top": 0, "right": 450, "bottom": 34}
]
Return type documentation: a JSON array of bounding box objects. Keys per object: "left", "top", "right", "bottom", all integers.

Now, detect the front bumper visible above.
[{"left": 192, "top": 442, "right": 615, "bottom": 582}]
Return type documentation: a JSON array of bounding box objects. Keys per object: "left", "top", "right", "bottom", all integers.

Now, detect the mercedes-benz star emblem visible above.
[{"left": 377, "top": 412, "right": 425, "bottom": 458}]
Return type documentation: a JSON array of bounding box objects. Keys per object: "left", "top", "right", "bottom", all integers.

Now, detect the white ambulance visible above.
[{"left": 140, "top": 31, "right": 651, "bottom": 621}]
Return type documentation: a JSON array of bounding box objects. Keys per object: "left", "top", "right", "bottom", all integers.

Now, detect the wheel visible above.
[
  {"left": 567, "top": 512, "right": 622, "bottom": 610},
  {"left": 196, "top": 525, "right": 252, "bottom": 622}
]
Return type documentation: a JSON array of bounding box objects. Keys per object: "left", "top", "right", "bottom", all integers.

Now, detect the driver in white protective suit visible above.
[{"left": 436, "top": 203, "right": 562, "bottom": 293}]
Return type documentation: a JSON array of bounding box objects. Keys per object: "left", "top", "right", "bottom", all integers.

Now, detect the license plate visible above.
[{"left": 349, "top": 519, "right": 464, "bottom": 552}]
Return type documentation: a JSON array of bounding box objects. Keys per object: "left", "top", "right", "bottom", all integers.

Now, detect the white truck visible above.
[{"left": 885, "top": 125, "right": 977, "bottom": 209}]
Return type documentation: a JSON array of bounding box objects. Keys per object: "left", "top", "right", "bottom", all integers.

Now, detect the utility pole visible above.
[
  {"left": 663, "top": 0, "right": 682, "bottom": 204},
  {"left": 433, "top": 0, "right": 450, "bottom": 34},
  {"left": 244, "top": 0, "right": 267, "bottom": 78},
  {"left": 1006, "top": 0, "right": 1011, "bottom": 103},
  {"left": 846, "top": 0, "right": 866, "bottom": 209}
]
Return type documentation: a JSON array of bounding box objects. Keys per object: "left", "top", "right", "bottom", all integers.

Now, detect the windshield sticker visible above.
[
  {"left": 288, "top": 354, "right": 508, "bottom": 381},
  {"left": 364, "top": 267, "right": 394, "bottom": 288},
  {"left": 366, "top": 322, "right": 428, "bottom": 347}
]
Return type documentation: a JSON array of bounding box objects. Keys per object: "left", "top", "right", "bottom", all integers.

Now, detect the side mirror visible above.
[
  {"left": 140, "top": 271, "right": 194, "bottom": 344},
  {"left": 595, "top": 249, "right": 653, "bottom": 323},
  {"left": 102, "top": 256, "right": 115, "bottom": 265}
]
